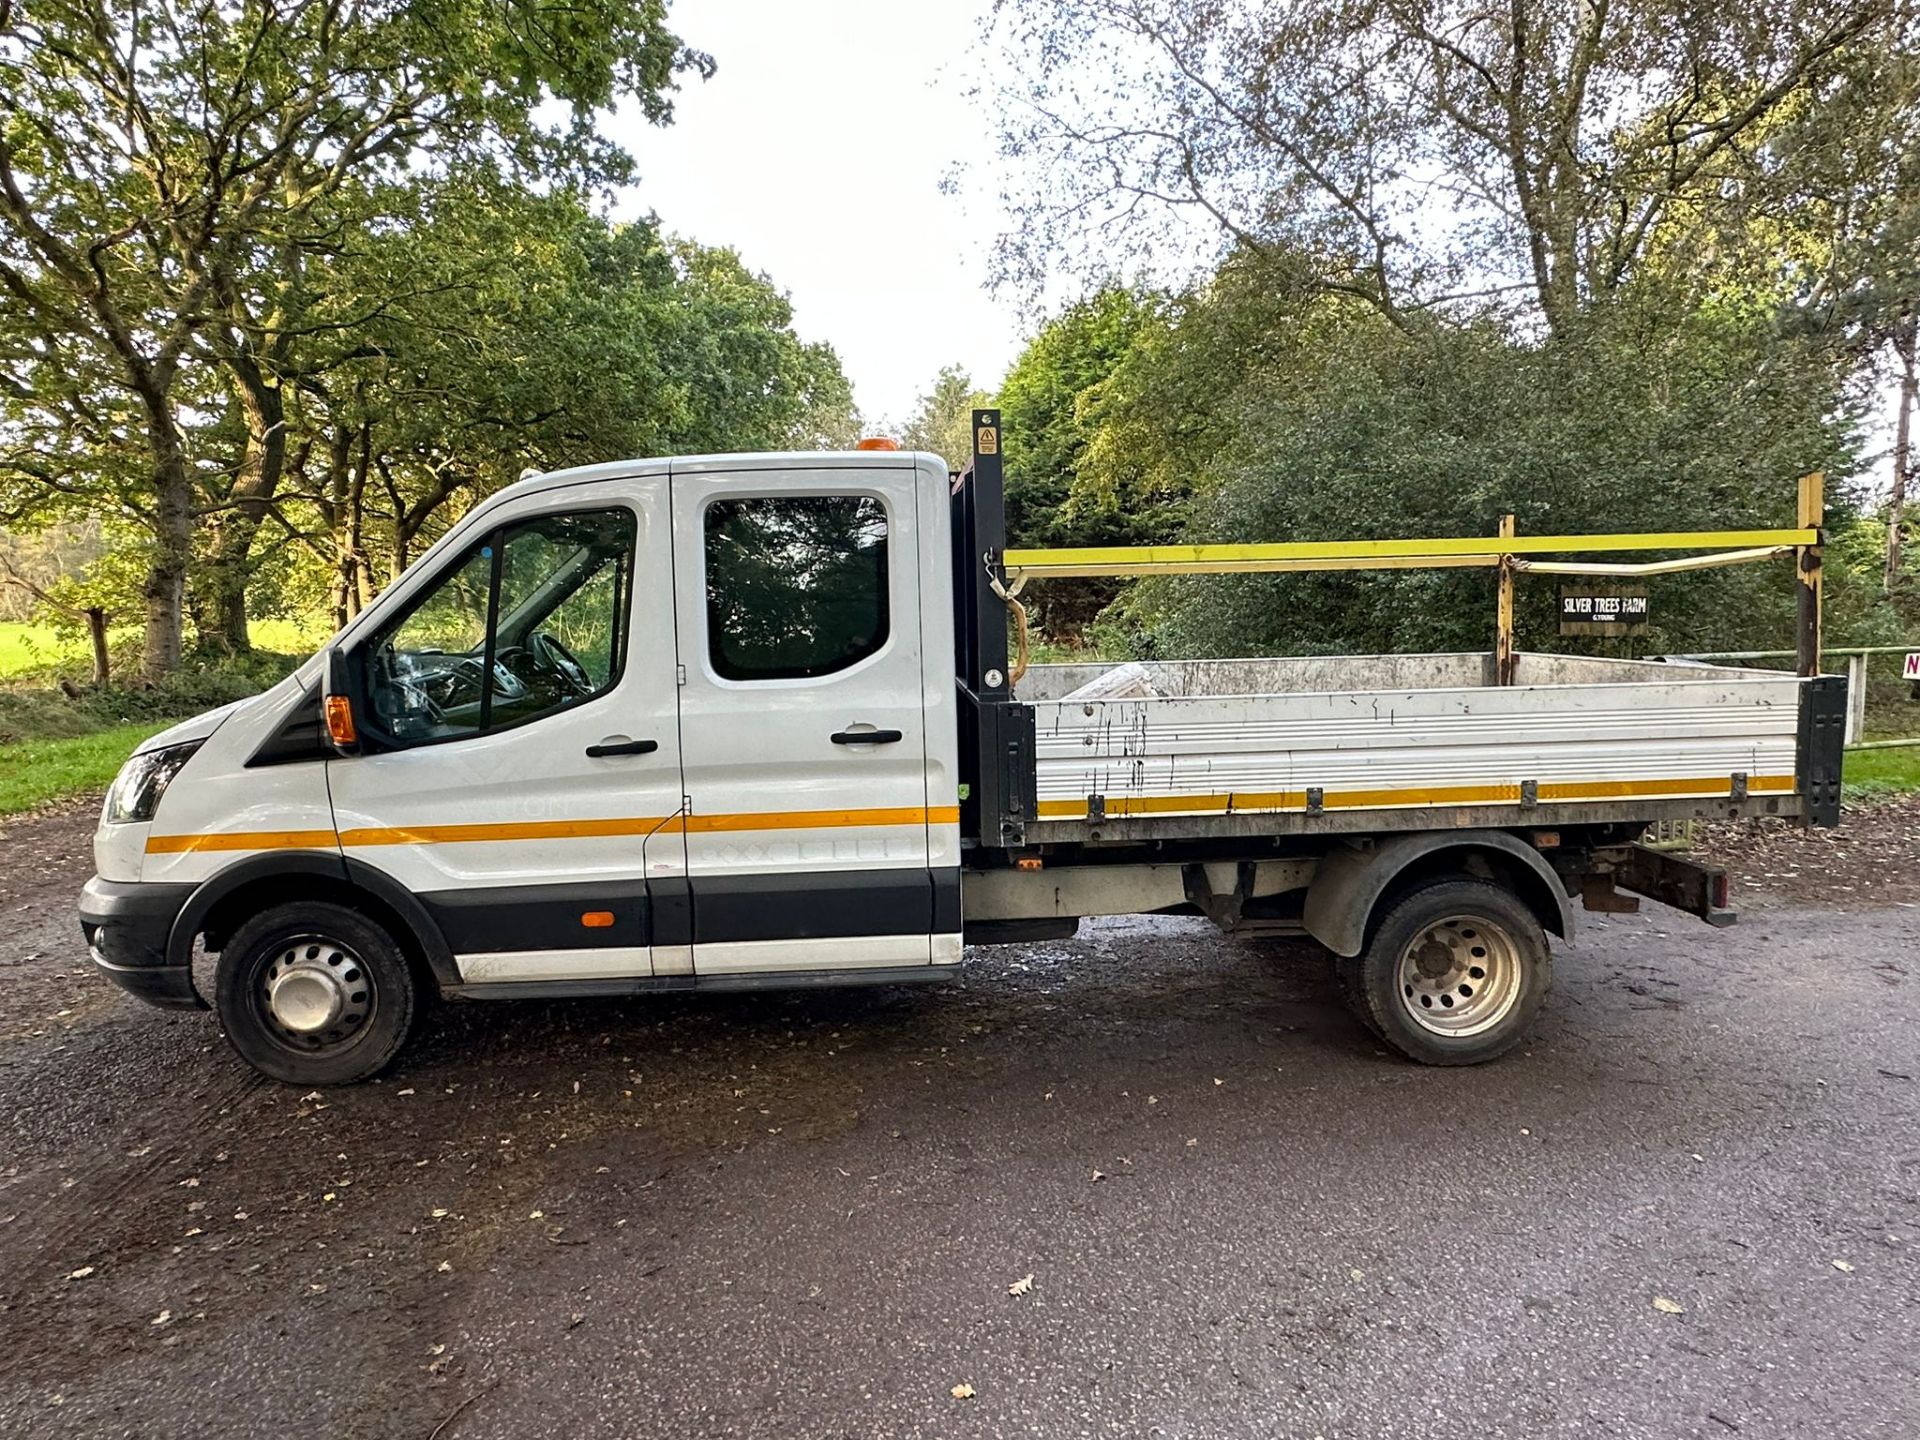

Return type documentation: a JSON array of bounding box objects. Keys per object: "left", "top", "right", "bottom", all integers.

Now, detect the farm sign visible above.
[{"left": 1559, "top": 584, "right": 1650, "bottom": 637}]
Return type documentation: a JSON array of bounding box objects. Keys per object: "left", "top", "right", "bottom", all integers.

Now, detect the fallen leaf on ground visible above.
[
  {"left": 1008, "top": 1273, "right": 1034, "bottom": 1297},
  {"left": 1652, "top": 1296, "right": 1684, "bottom": 1314},
  {"left": 950, "top": 1384, "right": 975, "bottom": 1400}
]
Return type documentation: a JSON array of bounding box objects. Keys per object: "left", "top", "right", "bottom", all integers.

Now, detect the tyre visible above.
[
  {"left": 1352, "top": 878, "right": 1551, "bottom": 1066},
  {"left": 214, "top": 901, "right": 419, "bottom": 1085}
]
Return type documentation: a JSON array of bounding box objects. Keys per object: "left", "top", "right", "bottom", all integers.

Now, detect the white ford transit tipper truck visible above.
[{"left": 78, "top": 412, "right": 1846, "bottom": 1084}]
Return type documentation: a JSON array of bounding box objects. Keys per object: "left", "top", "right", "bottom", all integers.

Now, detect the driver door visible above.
[{"left": 326, "top": 485, "right": 686, "bottom": 984}]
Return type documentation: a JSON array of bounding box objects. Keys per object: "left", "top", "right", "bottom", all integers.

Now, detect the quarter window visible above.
[{"left": 703, "top": 495, "right": 889, "bottom": 681}]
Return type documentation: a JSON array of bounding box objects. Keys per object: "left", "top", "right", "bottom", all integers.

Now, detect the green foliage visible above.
[
  {"left": 0, "top": 648, "right": 301, "bottom": 745},
  {"left": 996, "top": 287, "right": 1173, "bottom": 637},
  {"left": 900, "top": 366, "right": 992, "bottom": 471},
  {"left": 1842, "top": 745, "right": 1920, "bottom": 802},
  {"left": 0, "top": 722, "right": 176, "bottom": 815},
  {"left": 994, "top": 251, "right": 1886, "bottom": 659},
  {"left": 1001, "top": 287, "right": 1171, "bottom": 549},
  {"left": 0, "top": 0, "right": 735, "bottom": 676}
]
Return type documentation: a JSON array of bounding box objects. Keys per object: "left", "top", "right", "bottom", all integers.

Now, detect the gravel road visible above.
[{"left": 1, "top": 799, "right": 1915, "bottom": 1439}]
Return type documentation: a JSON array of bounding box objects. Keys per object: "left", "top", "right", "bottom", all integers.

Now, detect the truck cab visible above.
[{"left": 82, "top": 449, "right": 968, "bottom": 1082}]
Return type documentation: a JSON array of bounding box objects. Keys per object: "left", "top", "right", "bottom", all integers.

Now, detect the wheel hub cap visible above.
[
  {"left": 1397, "top": 915, "right": 1524, "bottom": 1038},
  {"left": 260, "top": 937, "right": 374, "bottom": 1049},
  {"left": 268, "top": 964, "right": 346, "bottom": 1033}
]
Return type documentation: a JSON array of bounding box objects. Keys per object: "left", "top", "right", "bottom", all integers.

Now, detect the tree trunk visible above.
[
  {"left": 1887, "top": 315, "right": 1916, "bottom": 593},
  {"left": 326, "top": 423, "right": 373, "bottom": 631},
  {"left": 208, "top": 372, "right": 289, "bottom": 651},
  {"left": 141, "top": 439, "right": 193, "bottom": 684},
  {"left": 86, "top": 607, "right": 109, "bottom": 687}
]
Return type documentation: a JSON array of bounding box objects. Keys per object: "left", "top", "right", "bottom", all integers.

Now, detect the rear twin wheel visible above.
[
  {"left": 214, "top": 901, "right": 420, "bottom": 1085},
  {"left": 1333, "top": 878, "right": 1552, "bottom": 1065}
]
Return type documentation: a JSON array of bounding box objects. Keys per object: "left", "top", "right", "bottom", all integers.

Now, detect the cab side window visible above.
[
  {"left": 703, "top": 495, "right": 889, "bottom": 681},
  {"left": 364, "top": 508, "right": 636, "bottom": 744}
]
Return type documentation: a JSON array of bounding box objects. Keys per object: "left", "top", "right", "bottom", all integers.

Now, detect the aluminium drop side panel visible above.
[{"left": 1029, "top": 672, "right": 1804, "bottom": 824}]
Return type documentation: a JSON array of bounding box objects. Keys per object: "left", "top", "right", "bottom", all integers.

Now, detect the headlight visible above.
[{"left": 104, "top": 741, "right": 202, "bottom": 824}]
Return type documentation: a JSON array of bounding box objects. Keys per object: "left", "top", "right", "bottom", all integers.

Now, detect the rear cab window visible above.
[{"left": 702, "top": 495, "right": 889, "bottom": 681}]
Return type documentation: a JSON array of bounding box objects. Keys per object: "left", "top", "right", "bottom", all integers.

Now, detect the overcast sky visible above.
[{"left": 602, "top": 0, "right": 1023, "bottom": 429}]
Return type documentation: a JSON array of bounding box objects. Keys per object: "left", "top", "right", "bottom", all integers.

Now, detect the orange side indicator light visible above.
[
  {"left": 324, "top": 695, "right": 357, "bottom": 746},
  {"left": 581, "top": 911, "right": 615, "bottom": 929},
  {"left": 1016, "top": 856, "right": 1044, "bottom": 871}
]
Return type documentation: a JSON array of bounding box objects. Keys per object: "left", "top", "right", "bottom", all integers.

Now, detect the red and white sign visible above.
[{"left": 1905, "top": 652, "right": 1920, "bottom": 680}]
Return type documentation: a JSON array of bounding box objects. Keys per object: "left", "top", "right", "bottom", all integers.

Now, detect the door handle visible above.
[
  {"left": 831, "top": 728, "right": 903, "bottom": 745},
  {"left": 585, "top": 737, "right": 660, "bottom": 758}
]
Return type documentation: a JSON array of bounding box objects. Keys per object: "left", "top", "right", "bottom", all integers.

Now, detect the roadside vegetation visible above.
[{"left": 1843, "top": 745, "right": 1920, "bottom": 803}]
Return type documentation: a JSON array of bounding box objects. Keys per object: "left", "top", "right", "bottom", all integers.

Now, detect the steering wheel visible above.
[{"left": 530, "top": 631, "right": 593, "bottom": 694}]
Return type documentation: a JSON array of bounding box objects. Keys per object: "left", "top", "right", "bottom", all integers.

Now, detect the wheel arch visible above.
[
  {"left": 167, "top": 853, "right": 458, "bottom": 988},
  {"left": 1303, "top": 830, "right": 1572, "bottom": 958}
]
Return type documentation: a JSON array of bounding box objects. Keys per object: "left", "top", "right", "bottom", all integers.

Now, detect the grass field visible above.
[
  {"left": 0, "top": 720, "right": 179, "bottom": 816},
  {"left": 0, "top": 618, "right": 325, "bottom": 680},
  {"left": 1843, "top": 743, "right": 1920, "bottom": 801}
]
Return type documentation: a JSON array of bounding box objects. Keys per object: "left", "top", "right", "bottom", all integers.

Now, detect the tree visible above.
[
  {"left": 901, "top": 365, "right": 992, "bottom": 471},
  {"left": 0, "top": 0, "right": 709, "bottom": 678},
  {"left": 240, "top": 196, "right": 858, "bottom": 632},
  {"left": 984, "top": 0, "right": 1903, "bottom": 335},
  {"left": 1066, "top": 269, "right": 1861, "bottom": 658},
  {"left": 996, "top": 286, "right": 1172, "bottom": 636}
]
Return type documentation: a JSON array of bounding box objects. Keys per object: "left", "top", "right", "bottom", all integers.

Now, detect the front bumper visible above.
[{"left": 78, "top": 875, "right": 204, "bottom": 1010}]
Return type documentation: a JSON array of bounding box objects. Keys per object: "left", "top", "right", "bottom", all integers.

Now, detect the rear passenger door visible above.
[{"left": 670, "top": 459, "right": 941, "bottom": 975}]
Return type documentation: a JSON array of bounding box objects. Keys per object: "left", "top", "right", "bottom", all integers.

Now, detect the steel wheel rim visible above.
[
  {"left": 258, "top": 934, "right": 376, "bottom": 1053},
  {"left": 1396, "top": 914, "right": 1523, "bottom": 1038}
]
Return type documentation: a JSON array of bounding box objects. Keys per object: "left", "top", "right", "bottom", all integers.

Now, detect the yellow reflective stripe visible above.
[
  {"left": 1004, "top": 531, "right": 1817, "bottom": 571},
  {"left": 144, "top": 806, "right": 963, "bottom": 854},
  {"left": 338, "top": 817, "right": 673, "bottom": 847},
  {"left": 682, "top": 805, "right": 960, "bottom": 833},
  {"left": 1035, "top": 775, "right": 1798, "bottom": 819},
  {"left": 142, "top": 828, "right": 341, "bottom": 855}
]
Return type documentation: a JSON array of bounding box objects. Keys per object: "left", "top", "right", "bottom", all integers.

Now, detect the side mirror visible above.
[{"left": 322, "top": 648, "right": 362, "bottom": 755}]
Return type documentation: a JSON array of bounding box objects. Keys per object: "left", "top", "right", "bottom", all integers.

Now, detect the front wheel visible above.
[
  {"left": 1351, "top": 878, "right": 1551, "bottom": 1065},
  {"left": 214, "top": 901, "right": 419, "bottom": 1085}
]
